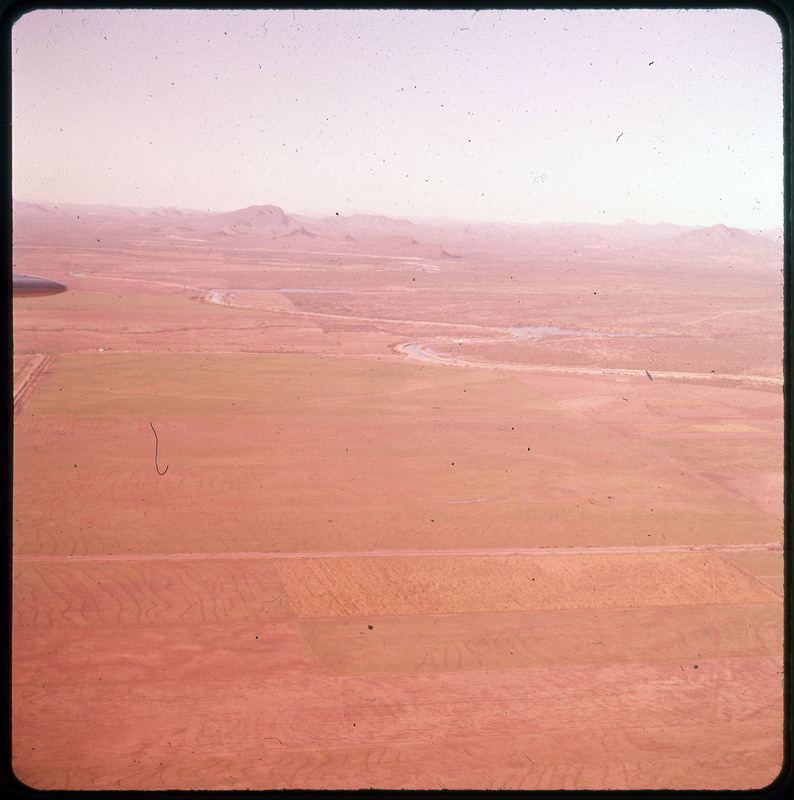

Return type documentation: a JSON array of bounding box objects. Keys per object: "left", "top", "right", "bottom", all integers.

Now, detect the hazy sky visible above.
[{"left": 11, "top": 8, "right": 784, "bottom": 228}]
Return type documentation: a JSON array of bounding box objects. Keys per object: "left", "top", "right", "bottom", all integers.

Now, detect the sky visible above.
[{"left": 11, "top": 8, "right": 785, "bottom": 229}]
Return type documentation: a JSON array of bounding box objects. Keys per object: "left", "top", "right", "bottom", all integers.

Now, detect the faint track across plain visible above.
[{"left": 13, "top": 541, "right": 783, "bottom": 564}]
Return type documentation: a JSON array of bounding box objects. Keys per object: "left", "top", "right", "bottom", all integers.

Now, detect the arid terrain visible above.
[{"left": 12, "top": 202, "right": 784, "bottom": 789}]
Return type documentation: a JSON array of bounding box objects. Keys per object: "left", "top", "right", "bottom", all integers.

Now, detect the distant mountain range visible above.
[{"left": 12, "top": 201, "right": 783, "bottom": 261}]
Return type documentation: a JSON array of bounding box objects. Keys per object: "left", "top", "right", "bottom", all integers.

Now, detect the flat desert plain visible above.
[{"left": 11, "top": 204, "right": 785, "bottom": 790}]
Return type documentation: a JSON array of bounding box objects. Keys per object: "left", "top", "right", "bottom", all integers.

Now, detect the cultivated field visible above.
[{"left": 12, "top": 204, "right": 784, "bottom": 789}]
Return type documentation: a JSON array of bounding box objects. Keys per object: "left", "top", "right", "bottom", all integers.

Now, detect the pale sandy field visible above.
[{"left": 11, "top": 206, "right": 784, "bottom": 789}]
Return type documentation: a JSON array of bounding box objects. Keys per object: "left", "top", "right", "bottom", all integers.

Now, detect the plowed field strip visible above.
[
  {"left": 275, "top": 551, "right": 780, "bottom": 617},
  {"left": 13, "top": 541, "right": 782, "bottom": 563}
]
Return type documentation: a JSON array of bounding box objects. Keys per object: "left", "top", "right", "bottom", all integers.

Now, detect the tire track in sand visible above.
[{"left": 14, "top": 354, "right": 57, "bottom": 419}]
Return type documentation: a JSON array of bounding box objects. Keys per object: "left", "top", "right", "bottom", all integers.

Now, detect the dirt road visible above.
[{"left": 396, "top": 339, "right": 783, "bottom": 387}]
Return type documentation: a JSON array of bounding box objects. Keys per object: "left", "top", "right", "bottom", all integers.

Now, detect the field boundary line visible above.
[{"left": 13, "top": 541, "right": 783, "bottom": 563}]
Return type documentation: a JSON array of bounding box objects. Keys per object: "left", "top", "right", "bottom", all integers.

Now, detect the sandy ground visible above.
[{"left": 11, "top": 214, "right": 784, "bottom": 789}]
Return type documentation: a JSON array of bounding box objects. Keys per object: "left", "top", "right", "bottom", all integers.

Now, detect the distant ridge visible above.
[
  {"left": 668, "top": 223, "right": 781, "bottom": 255},
  {"left": 211, "top": 204, "right": 299, "bottom": 236},
  {"left": 675, "top": 223, "right": 746, "bottom": 244},
  {"left": 293, "top": 211, "right": 419, "bottom": 240}
]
